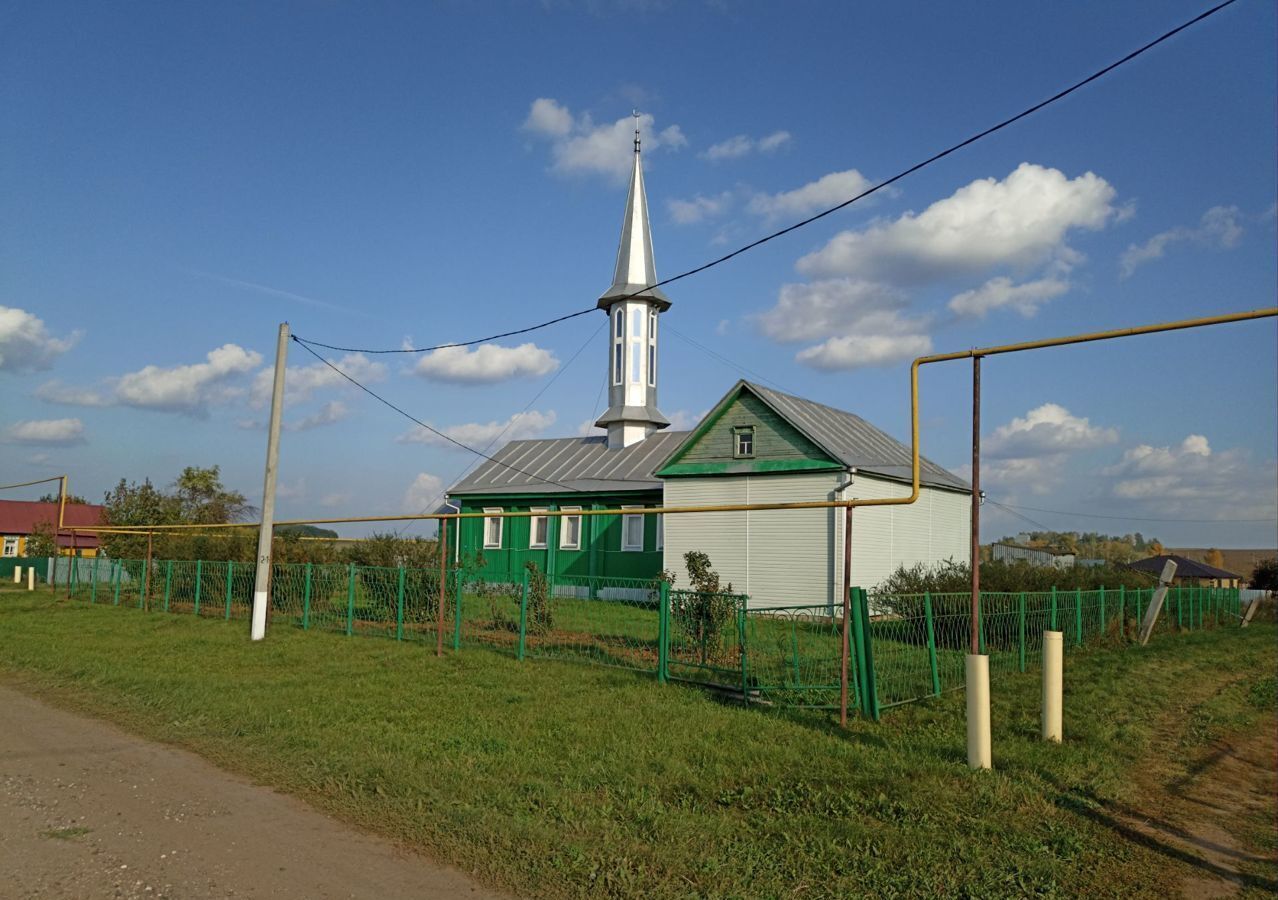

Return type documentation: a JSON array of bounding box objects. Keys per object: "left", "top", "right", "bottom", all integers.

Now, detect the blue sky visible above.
[{"left": 2, "top": 0, "right": 1275, "bottom": 548}]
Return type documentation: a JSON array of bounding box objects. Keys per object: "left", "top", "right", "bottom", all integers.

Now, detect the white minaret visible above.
[{"left": 595, "top": 113, "right": 672, "bottom": 450}]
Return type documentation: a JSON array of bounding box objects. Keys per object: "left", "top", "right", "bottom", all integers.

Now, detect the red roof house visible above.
[{"left": 0, "top": 500, "right": 106, "bottom": 555}]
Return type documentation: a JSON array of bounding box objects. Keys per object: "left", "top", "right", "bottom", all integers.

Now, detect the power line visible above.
[
  {"left": 989, "top": 497, "right": 1274, "bottom": 525},
  {"left": 292, "top": 0, "right": 1237, "bottom": 356},
  {"left": 0, "top": 475, "right": 64, "bottom": 492},
  {"left": 665, "top": 325, "right": 792, "bottom": 393},
  {"left": 290, "top": 337, "right": 585, "bottom": 493},
  {"left": 402, "top": 320, "right": 607, "bottom": 532}
]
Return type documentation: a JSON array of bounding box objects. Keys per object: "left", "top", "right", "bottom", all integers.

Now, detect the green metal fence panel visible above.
[
  {"left": 665, "top": 588, "right": 747, "bottom": 687},
  {"left": 742, "top": 601, "right": 853, "bottom": 710},
  {"left": 522, "top": 571, "right": 662, "bottom": 674}
]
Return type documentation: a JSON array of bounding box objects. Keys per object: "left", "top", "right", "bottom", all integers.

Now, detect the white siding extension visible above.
[{"left": 663, "top": 472, "right": 970, "bottom": 609}]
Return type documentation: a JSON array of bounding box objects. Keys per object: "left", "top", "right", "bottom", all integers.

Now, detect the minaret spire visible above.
[{"left": 595, "top": 112, "right": 672, "bottom": 448}]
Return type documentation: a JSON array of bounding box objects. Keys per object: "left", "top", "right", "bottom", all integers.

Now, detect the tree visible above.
[
  {"left": 25, "top": 520, "right": 58, "bottom": 558},
  {"left": 1204, "top": 548, "right": 1225, "bottom": 569},
  {"left": 172, "top": 466, "right": 254, "bottom": 524},
  {"left": 1250, "top": 559, "right": 1278, "bottom": 591},
  {"left": 1147, "top": 540, "right": 1164, "bottom": 556},
  {"left": 38, "top": 492, "right": 89, "bottom": 504}
]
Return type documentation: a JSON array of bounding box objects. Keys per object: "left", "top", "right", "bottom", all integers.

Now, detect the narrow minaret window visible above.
[{"left": 593, "top": 112, "right": 673, "bottom": 449}]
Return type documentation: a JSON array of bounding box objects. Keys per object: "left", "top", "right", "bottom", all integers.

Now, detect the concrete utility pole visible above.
[
  {"left": 966, "top": 355, "right": 991, "bottom": 770},
  {"left": 251, "top": 322, "right": 289, "bottom": 641}
]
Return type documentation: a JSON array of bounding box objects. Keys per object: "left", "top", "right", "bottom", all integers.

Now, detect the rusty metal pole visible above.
[
  {"left": 436, "top": 517, "right": 447, "bottom": 658},
  {"left": 971, "top": 355, "right": 982, "bottom": 654},
  {"left": 144, "top": 531, "right": 153, "bottom": 609},
  {"left": 840, "top": 505, "right": 854, "bottom": 727}
]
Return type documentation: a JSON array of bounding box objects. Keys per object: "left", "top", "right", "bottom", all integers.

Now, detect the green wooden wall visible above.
[
  {"left": 453, "top": 491, "right": 664, "bottom": 581},
  {"left": 658, "top": 390, "right": 839, "bottom": 476}
]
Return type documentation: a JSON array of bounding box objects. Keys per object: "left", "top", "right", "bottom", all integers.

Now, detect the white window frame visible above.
[
  {"left": 647, "top": 311, "right": 657, "bottom": 387},
  {"left": 2, "top": 536, "right": 18, "bottom": 558},
  {"left": 621, "top": 506, "right": 645, "bottom": 552},
  {"left": 734, "top": 426, "right": 755, "bottom": 458},
  {"left": 655, "top": 514, "right": 663, "bottom": 551},
  {"left": 559, "top": 507, "right": 582, "bottom": 550},
  {"left": 629, "top": 307, "right": 644, "bottom": 385},
  {"left": 612, "top": 309, "right": 623, "bottom": 385},
  {"left": 529, "top": 508, "right": 550, "bottom": 549},
  {"left": 482, "top": 508, "right": 503, "bottom": 549}
]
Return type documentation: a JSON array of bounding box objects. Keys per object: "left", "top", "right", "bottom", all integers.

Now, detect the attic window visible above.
[{"left": 733, "top": 426, "right": 755, "bottom": 458}]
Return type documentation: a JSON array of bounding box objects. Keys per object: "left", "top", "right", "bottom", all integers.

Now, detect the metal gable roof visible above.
[
  {"left": 725, "top": 381, "right": 970, "bottom": 492},
  {"left": 447, "top": 430, "right": 690, "bottom": 496}
]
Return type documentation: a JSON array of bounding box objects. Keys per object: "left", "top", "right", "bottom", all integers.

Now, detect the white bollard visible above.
[
  {"left": 28, "top": 567, "right": 35, "bottom": 591},
  {"left": 1042, "top": 631, "right": 1063, "bottom": 742},
  {"left": 966, "top": 654, "right": 992, "bottom": 770},
  {"left": 13, "top": 566, "right": 21, "bottom": 583}
]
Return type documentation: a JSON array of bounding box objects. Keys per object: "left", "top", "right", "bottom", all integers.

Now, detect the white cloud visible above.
[
  {"left": 754, "top": 278, "right": 932, "bottom": 372},
  {"left": 397, "top": 410, "right": 557, "bottom": 449},
  {"left": 112, "top": 344, "right": 261, "bottom": 414},
  {"left": 524, "top": 97, "right": 574, "bottom": 137},
  {"left": 748, "top": 169, "right": 874, "bottom": 220},
  {"left": 701, "top": 130, "right": 791, "bottom": 161},
  {"left": 1119, "top": 205, "right": 1244, "bottom": 278},
  {"left": 412, "top": 343, "right": 558, "bottom": 385},
  {"left": 43, "top": 345, "right": 261, "bottom": 416},
  {"left": 4, "top": 417, "right": 86, "bottom": 445},
  {"left": 668, "top": 191, "right": 732, "bottom": 225},
  {"left": 253, "top": 353, "right": 387, "bottom": 407},
  {"left": 1099, "top": 434, "right": 1276, "bottom": 520},
  {"left": 948, "top": 276, "right": 1070, "bottom": 318},
  {"left": 403, "top": 472, "right": 445, "bottom": 514},
  {"left": 522, "top": 99, "right": 686, "bottom": 181},
  {"left": 754, "top": 278, "right": 911, "bottom": 343},
  {"left": 0, "top": 306, "right": 80, "bottom": 373},
  {"left": 319, "top": 492, "right": 349, "bottom": 509},
  {"left": 289, "top": 400, "right": 349, "bottom": 432},
  {"left": 666, "top": 409, "right": 708, "bottom": 430},
  {"left": 795, "top": 333, "right": 933, "bottom": 371},
  {"left": 798, "top": 163, "right": 1117, "bottom": 283},
  {"left": 976, "top": 403, "right": 1118, "bottom": 495},
  {"left": 986, "top": 404, "right": 1118, "bottom": 459}
]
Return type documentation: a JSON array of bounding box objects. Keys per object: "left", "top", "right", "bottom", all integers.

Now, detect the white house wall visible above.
[{"left": 663, "top": 471, "right": 970, "bottom": 610}]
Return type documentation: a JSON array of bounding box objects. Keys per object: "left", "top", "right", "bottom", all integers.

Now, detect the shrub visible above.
[{"left": 669, "top": 551, "right": 739, "bottom": 660}]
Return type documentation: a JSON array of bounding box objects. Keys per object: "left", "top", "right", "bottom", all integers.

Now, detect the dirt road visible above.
[{"left": 0, "top": 685, "right": 511, "bottom": 899}]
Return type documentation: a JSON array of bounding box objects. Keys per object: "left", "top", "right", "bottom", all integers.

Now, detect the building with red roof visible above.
[{"left": 0, "top": 500, "right": 106, "bottom": 558}]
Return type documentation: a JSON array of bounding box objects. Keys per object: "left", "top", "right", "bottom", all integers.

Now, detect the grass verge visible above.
[{"left": 0, "top": 588, "right": 1274, "bottom": 898}]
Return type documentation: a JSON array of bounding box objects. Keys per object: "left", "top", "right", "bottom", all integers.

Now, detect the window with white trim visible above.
[
  {"left": 483, "top": 508, "right": 503, "bottom": 549},
  {"left": 647, "top": 311, "right": 657, "bottom": 387},
  {"left": 612, "top": 309, "right": 623, "bottom": 385},
  {"left": 2, "top": 536, "right": 18, "bottom": 558},
  {"left": 621, "top": 507, "right": 644, "bottom": 552},
  {"left": 559, "top": 507, "right": 582, "bottom": 550},
  {"left": 733, "top": 426, "right": 755, "bottom": 458},
  {"left": 655, "top": 514, "right": 663, "bottom": 551},
  {"left": 630, "top": 307, "right": 643, "bottom": 384},
  {"left": 529, "top": 508, "right": 549, "bottom": 549}
]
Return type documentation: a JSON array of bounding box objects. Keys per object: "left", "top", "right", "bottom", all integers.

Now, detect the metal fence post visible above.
[
  {"left": 225, "top": 561, "right": 234, "bottom": 620},
  {"left": 395, "top": 566, "right": 406, "bottom": 642},
  {"left": 1074, "top": 587, "right": 1083, "bottom": 646},
  {"left": 1118, "top": 585, "right": 1125, "bottom": 641},
  {"left": 137, "top": 561, "right": 145, "bottom": 607},
  {"left": 1099, "top": 586, "right": 1106, "bottom": 637},
  {"left": 163, "top": 561, "right": 172, "bottom": 612},
  {"left": 924, "top": 591, "right": 941, "bottom": 696},
  {"left": 517, "top": 568, "right": 529, "bottom": 661},
  {"left": 345, "top": 563, "right": 356, "bottom": 637},
  {"left": 113, "top": 561, "right": 121, "bottom": 606},
  {"left": 858, "top": 588, "right": 880, "bottom": 721},
  {"left": 90, "top": 555, "right": 99, "bottom": 604},
  {"left": 194, "top": 559, "right": 203, "bottom": 615},
  {"left": 302, "top": 562, "right": 312, "bottom": 630},
  {"left": 1176, "top": 586, "right": 1183, "bottom": 630},
  {"left": 1017, "top": 591, "right": 1027, "bottom": 673},
  {"left": 738, "top": 598, "right": 749, "bottom": 706},
  {"left": 1050, "top": 586, "right": 1057, "bottom": 631},
  {"left": 657, "top": 580, "right": 670, "bottom": 684},
  {"left": 848, "top": 586, "right": 868, "bottom": 716}
]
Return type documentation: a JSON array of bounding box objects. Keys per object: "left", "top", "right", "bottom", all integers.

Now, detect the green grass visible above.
[{"left": 0, "top": 586, "right": 1274, "bottom": 898}]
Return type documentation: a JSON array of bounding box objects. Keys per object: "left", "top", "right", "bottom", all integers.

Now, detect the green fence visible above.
[{"left": 48, "top": 557, "right": 1242, "bottom": 719}]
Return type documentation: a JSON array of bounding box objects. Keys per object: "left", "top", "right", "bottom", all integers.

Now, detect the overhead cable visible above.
[
  {"left": 292, "top": 0, "right": 1237, "bottom": 356},
  {"left": 291, "top": 338, "right": 585, "bottom": 493}
]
